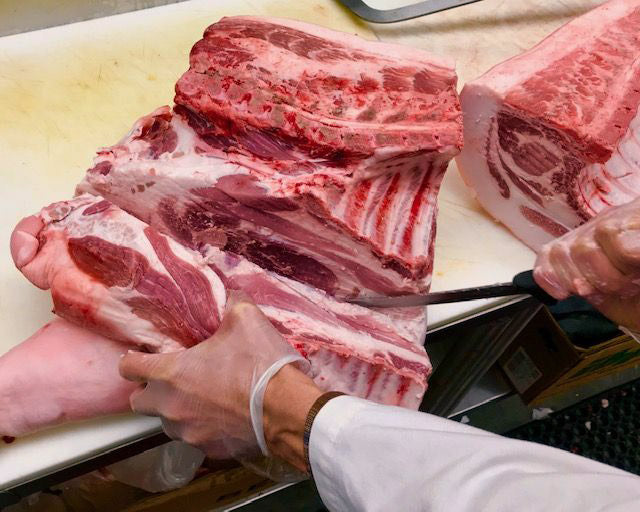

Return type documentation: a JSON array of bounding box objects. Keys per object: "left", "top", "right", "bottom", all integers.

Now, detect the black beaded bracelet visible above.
[{"left": 303, "top": 391, "right": 345, "bottom": 476}]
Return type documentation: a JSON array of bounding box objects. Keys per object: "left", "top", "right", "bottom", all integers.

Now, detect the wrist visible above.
[{"left": 263, "top": 364, "right": 322, "bottom": 473}]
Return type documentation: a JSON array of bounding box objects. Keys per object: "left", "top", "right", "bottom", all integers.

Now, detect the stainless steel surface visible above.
[
  {"left": 422, "top": 299, "right": 543, "bottom": 416},
  {"left": 224, "top": 482, "right": 302, "bottom": 511},
  {"left": 450, "top": 363, "right": 640, "bottom": 434},
  {"left": 0, "top": 428, "right": 167, "bottom": 508},
  {"left": 0, "top": 0, "right": 188, "bottom": 36},
  {"left": 337, "top": 0, "right": 483, "bottom": 23},
  {"left": 348, "top": 284, "right": 523, "bottom": 308},
  {"left": 427, "top": 296, "right": 529, "bottom": 333},
  {"left": 450, "top": 365, "right": 512, "bottom": 417}
]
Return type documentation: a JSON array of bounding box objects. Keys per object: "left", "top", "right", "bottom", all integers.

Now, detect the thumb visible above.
[
  {"left": 212, "top": 290, "right": 265, "bottom": 340},
  {"left": 119, "top": 350, "right": 178, "bottom": 383}
]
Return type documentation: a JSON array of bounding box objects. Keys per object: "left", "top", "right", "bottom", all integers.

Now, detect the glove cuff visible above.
[{"left": 250, "top": 354, "right": 308, "bottom": 456}]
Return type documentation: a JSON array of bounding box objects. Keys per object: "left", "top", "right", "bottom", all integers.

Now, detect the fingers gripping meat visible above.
[
  {"left": 11, "top": 195, "right": 431, "bottom": 416},
  {"left": 534, "top": 196, "right": 640, "bottom": 331}
]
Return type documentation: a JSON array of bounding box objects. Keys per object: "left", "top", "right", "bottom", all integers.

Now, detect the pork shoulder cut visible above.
[
  {"left": 3, "top": 16, "right": 460, "bottom": 437},
  {"left": 78, "top": 16, "right": 462, "bottom": 300},
  {"left": 78, "top": 107, "right": 441, "bottom": 300},
  {"left": 457, "top": 0, "right": 640, "bottom": 251},
  {"left": 7, "top": 195, "right": 430, "bottom": 438}
]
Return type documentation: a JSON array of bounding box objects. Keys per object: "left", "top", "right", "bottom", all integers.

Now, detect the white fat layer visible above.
[
  {"left": 271, "top": 268, "right": 424, "bottom": 345},
  {"left": 234, "top": 16, "right": 454, "bottom": 70},
  {"left": 458, "top": 83, "right": 640, "bottom": 252},
  {"left": 81, "top": 114, "right": 432, "bottom": 296},
  {"left": 263, "top": 306, "right": 425, "bottom": 364},
  {"left": 310, "top": 349, "right": 424, "bottom": 408},
  {"left": 205, "top": 246, "right": 429, "bottom": 359},
  {"left": 457, "top": 86, "right": 567, "bottom": 251}
]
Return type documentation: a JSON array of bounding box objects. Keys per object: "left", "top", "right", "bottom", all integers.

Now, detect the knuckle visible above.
[
  {"left": 229, "top": 301, "right": 255, "bottom": 319},
  {"left": 161, "top": 365, "right": 179, "bottom": 383},
  {"left": 568, "top": 235, "right": 592, "bottom": 259},
  {"left": 595, "top": 220, "right": 618, "bottom": 240},
  {"left": 616, "top": 245, "right": 640, "bottom": 267},
  {"left": 180, "top": 430, "right": 203, "bottom": 447},
  {"left": 152, "top": 359, "right": 179, "bottom": 383}
]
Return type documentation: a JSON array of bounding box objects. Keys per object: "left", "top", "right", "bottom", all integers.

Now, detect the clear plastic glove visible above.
[
  {"left": 107, "top": 441, "right": 205, "bottom": 492},
  {"left": 534, "top": 196, "right": 640, "bottom": 336},
  {"left": 119, "top": 292, "right": 311, "bottom": 478}
]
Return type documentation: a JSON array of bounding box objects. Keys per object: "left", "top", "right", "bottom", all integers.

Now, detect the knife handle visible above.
[{"left": 512, "top": 270, "right": 558, "bottom": 305}]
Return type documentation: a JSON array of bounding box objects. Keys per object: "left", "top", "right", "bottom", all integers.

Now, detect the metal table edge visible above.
[{"left": 0, "top": 428, "right": 167, "bottom": 507}]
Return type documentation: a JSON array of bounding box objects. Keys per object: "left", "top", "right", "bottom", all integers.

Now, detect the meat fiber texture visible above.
[
  {"left": 76, "top": 16, "right": 465, "bottom": 347},
  {"left": 457, "top": 0, "right": 640, "bottom": 252},
  {"left": 78, "top": 106, "right": 441, "bottom": 309},
  {"left": 3, "top": 17, "right": 456, "bottom": 438},
  {"left": 4, "top": 195, "right": 431, "bottom": 437},
  {"left": 174, "top": 16, "right": 462, "bottom": 185}
]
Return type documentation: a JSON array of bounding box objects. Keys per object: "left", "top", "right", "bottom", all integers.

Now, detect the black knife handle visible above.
[{"left": 512, "top": 270, "right": 558, "bottom": 305}]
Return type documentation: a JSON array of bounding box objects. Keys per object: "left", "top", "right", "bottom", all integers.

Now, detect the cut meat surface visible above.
[
  {"left": 78, "top": 106, "right": 442, "bottom": 300},
  {"left": 5, "top": 16, "right": 452, "bottom": 437},
  {"left": 457, "top": 0, "right": 640, "bottom": 251},
  {"left": 206, "top": 248, "right": 429, "bottom": 404},
  {"left": 0, "top": 319, "right": 137, "bottom": 438},
  {"left": 12, "top": 195, "right": 226, "bottom": 352},
  {"left": 174, "top": 16, "right": 462, "bottom": 184},
  {"left": 11, "top": 195, "right": 431, "bottom": 414}
]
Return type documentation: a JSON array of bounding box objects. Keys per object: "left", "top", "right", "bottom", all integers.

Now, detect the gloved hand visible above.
[
  {"left": 119, "top": 291, "right": 313, "bottom": 476},
  {"left": 534, "top": 197, "right": 640, "bottom": 333}
]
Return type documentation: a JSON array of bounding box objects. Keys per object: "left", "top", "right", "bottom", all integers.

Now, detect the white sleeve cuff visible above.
[{"left": 308, "top": 396, "right": 368, "bottom": 509}]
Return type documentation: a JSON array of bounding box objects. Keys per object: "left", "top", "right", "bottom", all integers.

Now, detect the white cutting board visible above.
[
  {"left": 0, "top": 0, "right": 375, "bottom": 352},
  {"left": 0, "top": 0, "right": 375, "bottom": 489},
  {"left": 0, "top": 0, "right": 602, "bottom": 488}
]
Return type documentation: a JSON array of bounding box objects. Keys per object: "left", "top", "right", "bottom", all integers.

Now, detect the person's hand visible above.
[
  {"left": 119, "top": 292, "right": 321, "bottom": 472},
  {"left": 534, "top": 197, "right": 640, "bottom": 331}
]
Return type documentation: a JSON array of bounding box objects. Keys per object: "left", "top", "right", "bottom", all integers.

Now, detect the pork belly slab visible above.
[
  {"left": 9, "top": 195, "right": 430, "bottom": 437},
  {"left": 79, "top": 16, "right": 462, "bottom": 299},
  {"left": 175, "top": 16, "right": 462, "bottom": 184},
  {"left": 457, "top": 0, "right": 640, "bottom": 251},
  {"left": 78, "top": 106, "right": 444, "bottom": 299}
]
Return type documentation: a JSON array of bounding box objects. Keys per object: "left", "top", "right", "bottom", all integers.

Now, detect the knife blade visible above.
[{"left": 347, "top": 270, "right": 558, "bottom": 308}]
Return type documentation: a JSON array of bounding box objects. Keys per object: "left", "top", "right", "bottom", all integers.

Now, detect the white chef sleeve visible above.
[{"left": 309, "top": 396, "right": 640, "bottom": 512}]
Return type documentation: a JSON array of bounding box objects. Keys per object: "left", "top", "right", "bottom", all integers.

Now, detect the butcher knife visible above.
[
  {"left": 338, "top": 0, "right": 484, "bottom": 23},
  {"left": 347, "top": 270, "right": 558, "bottom": 308}
]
